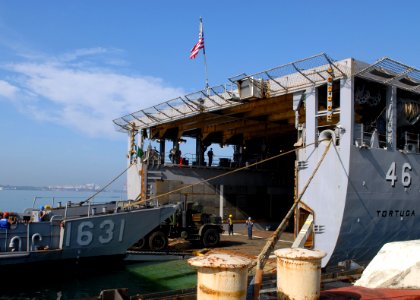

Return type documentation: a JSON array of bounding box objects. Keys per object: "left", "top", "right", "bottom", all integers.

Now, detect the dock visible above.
[
  {"left": 127, "top": 225, "right": 294, "bottom": 270},
  {"left": 94, "top": 228, "right": 363, "bottom": 300}
]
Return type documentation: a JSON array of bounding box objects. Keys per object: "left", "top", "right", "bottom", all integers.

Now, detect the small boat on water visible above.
[{"left": 0, "top": 200, "right": 177, "bottom": 267}]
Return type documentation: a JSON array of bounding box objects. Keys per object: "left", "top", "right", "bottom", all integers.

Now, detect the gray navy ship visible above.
[
  {"left": 114, "top": 53, "right": 419, "bottom": 268},
  {"left": 0, "top": 200, "right": 177, "bottom": 267}
]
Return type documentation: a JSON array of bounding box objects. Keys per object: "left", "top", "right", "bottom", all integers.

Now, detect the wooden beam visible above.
[
  {"left": 223, "top": 94, "right": 291, "bottom": 116},
  {"left": 148, "top": 93, "right": 295, "bottom": 142}
]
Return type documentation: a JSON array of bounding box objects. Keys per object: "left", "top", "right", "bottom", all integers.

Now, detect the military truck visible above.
[{"left": 133, "top": 201, "right": 224, "bottom": 251}]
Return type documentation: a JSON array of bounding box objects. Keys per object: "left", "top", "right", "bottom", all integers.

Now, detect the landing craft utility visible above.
[
  {"left": 115, "top": 53, "right": 420, "bottom": 268},
  {"left": 0, "top": 200, "right": 177, "bottom": 267}
]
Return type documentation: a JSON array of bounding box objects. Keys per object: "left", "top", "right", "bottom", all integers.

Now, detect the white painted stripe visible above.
[
  {"left": 65, "top": 222, "right": 71, "bottom": 247},
  {"left": 119, "top": 219, "right": 125, "bottom": 242}
]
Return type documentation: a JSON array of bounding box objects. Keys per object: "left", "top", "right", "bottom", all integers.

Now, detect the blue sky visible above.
[{"left": 0, "top": 1, "right": 419, "bottom": 187}]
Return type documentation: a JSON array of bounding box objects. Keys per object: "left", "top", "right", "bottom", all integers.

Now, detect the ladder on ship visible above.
[{"left": 143, "top": 164, "right": 164, "bottom": 201}]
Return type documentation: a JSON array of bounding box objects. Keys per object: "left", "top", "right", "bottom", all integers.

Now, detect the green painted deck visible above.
[{"left": 127, "top": 260, "right": 197, "bottom": 293}]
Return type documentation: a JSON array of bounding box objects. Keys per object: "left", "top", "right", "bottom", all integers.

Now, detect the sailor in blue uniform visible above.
[
  {"left": 0, "top": 212, "right": 10, "bottom": 229},
  {"left": 39, "top": 206, "right": 46, "bottom": 221},
  {"left": 246, "top": 217, "right": 253, "bottom": 240}
]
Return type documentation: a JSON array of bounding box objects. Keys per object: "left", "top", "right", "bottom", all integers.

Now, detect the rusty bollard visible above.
[
  {"left": 188, "top": 253, "right": 251, "bottom": 300},
  {"left": 274, "top": 248, "right": 326, "bottom": 300}
]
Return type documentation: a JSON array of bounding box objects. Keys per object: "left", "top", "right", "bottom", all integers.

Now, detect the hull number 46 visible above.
[{"left": 386, "top": 162, "right": 412, "bottom": 187}]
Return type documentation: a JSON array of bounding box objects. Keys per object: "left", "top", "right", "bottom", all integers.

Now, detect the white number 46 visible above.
[{"left": 386, "top": 162, "right": 412, "bottom": 187}]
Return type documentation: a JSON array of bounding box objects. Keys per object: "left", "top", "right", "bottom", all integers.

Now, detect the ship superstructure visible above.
[{"left": 114, "top": 53, "right": 420, "bottom": 267}]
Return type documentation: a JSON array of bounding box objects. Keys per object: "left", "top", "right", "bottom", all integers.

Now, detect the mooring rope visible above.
[
  {"left": 79, "top": 162, "right": 135, "bottom": 205},
  {"left": 250, "top": 139, "right": 332, "bottom": 299}
]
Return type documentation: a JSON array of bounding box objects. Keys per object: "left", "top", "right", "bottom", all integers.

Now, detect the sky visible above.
[{"left": 0, "top": 0, "right": 419, "bottom": 188}]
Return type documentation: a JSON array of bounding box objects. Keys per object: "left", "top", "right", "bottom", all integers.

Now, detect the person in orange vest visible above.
[{"left": 228, "top": 214, "right": 234, "bottom": 235}]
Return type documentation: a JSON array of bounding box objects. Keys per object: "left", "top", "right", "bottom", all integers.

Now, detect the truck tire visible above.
[
  {"left": 133, "top": 237, "right": 147, "bottom": 250},
  {"left": 148, "top": 231, "right": 168, "bottom": 251},
  {"left": 202, "top": 228, "right": 220, "bottom": 247}
]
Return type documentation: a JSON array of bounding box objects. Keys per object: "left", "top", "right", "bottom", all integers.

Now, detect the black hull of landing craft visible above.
[
  {"left": 1, "top": 254, "right": 127, "bottom": 287},
  {"left": 2, "top": 253, "right": 127, "bottom": 272}
]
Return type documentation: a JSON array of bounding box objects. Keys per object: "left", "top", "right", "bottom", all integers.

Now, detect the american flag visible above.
[{"left": 190, "top": 19, "right": 205, "bottom": 59}]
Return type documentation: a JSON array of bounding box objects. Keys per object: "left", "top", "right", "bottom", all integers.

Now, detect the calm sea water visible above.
[
  {"left": 0, "top": 190, "right": 196, "bottom": 300},
  {"left": 0, "top": 189, "right": 125, "bottom": 212}
]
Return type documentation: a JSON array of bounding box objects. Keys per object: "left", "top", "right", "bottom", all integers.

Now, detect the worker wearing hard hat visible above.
[
  {"left": 228, "top": 214, "right": 234, "bottom": 235},
  {"left": 246, "top": 217, "right": 254, "bottom": 240}
]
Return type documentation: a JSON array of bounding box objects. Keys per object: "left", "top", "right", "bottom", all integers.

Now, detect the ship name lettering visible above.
[{"left": 376, "top": 210, "right": 415, "bottom": 217}]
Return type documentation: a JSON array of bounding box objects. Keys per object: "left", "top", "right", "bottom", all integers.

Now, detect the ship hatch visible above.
[{"left": 295, "top": 206, "right": 314, "bottom": 248}]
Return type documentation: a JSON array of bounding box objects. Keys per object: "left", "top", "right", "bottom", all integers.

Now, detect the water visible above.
[
  {"left": 0, "top": 189, "right": 125, "bottom": 212},
  {"left": 0, "top": 260, "right": 196, "bottom": 299},
  {"left": 0, "top": 190, "right": 197, "bottom": 299}
]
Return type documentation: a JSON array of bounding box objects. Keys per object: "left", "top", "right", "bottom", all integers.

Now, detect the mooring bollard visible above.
[
  {"left": 274, "top": 248, "right": 326, "bottom": 300},
  {"left": 188, "top": 253, "right": 251, "bottom": 300}
]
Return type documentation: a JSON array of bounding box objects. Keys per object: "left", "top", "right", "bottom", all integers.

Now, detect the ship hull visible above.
[
  {"left": 0, "top": 204, "right": 177, "bottom": 266},
  {"left": 328, "top": 146, "right": 420, "bottom": 266},
  {"left": 302, "top": 143, "right": 420, "bottom": 267}
]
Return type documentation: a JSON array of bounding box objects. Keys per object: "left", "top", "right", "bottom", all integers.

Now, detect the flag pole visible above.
[{"left": 200, "top": 17, "right": 210, "bottom": 90}]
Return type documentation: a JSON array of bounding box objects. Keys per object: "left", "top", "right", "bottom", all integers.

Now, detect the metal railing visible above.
[
  {"left": 404, "top": 131, "right": 420, "bottom": 153},
  {"left": 32, "top": 196, "right": 121, "bottom": 210},
  {"left": 355, "top": 57, "right": 420, "bottom": 95},
  {"left": 113, "top": 83, "right": 240, "bottom": 132},
  {"left": 354, "top": 124, "right": 387, "bottom": 149},
  {"left": 114, "top": 53, "right": 349, "bottom": 132},
  {"left": 142, "top": 151, "right": 234, "bottom": 168}
]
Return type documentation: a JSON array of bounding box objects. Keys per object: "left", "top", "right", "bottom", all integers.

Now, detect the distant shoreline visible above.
[{"left": 0, "top": 186, "right": 124, "bottom": 193}]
